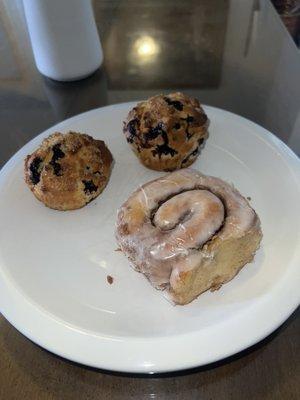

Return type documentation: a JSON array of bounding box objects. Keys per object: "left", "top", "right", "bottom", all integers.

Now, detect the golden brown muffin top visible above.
[{"left": 24, "top": 131, "right": 113, "bottom": 210}]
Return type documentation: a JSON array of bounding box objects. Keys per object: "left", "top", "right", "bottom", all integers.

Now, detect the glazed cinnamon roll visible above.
[{"left": 116, "top": 169, "right": 262, "bottom": 305}]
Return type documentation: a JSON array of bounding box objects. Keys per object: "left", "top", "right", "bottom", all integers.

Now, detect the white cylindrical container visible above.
[{"left": 23, "top": 0, "right": 103, "bottom": 81}]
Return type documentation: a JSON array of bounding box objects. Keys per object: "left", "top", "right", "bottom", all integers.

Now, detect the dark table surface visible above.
[{"left": 0, "top": 0, "right": 299, "bottom": 399}]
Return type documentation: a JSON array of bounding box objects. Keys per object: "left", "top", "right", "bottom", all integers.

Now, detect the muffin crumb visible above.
[{"left": 123, "top": 92, "right": 209, "bottom": 171}]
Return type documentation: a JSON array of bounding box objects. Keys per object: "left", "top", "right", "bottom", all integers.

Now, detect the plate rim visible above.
[{"left": 0, "top": 102, "right": 299, "bottom": 373}]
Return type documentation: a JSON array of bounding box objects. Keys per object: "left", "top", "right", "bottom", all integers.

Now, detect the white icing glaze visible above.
[
  {"left": 116, "top": 168, "right": 259, "bottom": 289},
  {"left": 152, "top": 190, "right": 224, "bottom": 259}
]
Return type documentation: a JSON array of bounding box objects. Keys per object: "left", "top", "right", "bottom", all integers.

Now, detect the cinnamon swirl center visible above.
[{"left": 150, "top": 189, "right": 225, "bottom": 260}]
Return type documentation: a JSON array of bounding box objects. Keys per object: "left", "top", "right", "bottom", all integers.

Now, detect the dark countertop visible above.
[{"left": 0, "top": 1, "right": 299, "bottom": 399}]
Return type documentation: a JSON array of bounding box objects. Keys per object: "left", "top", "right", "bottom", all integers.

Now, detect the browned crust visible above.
[
  {"left": 167, "top": 227, "right": 263, "bottom": 305},
  {"left": 123, "top": 92, "right": 209, "bottom": 171},
  {"left": 24, "top": 131, "right": 113, "bottom": 210}
]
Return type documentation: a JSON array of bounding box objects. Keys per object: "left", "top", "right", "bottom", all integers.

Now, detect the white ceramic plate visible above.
[{"left": 0, "top": 103, "right": 299, "bottom": 373}]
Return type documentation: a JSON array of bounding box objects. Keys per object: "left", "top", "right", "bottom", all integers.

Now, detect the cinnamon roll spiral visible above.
[{"left": 116, "top": 169, "right": 262, "bottom": 305}]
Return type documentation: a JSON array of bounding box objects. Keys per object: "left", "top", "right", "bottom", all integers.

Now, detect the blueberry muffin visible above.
[
  {"left": 123, "top": 92, "right": 209, "bottom": 171},
  {"left": 24, "top": 132, "right": 113, "bottom": 210}
]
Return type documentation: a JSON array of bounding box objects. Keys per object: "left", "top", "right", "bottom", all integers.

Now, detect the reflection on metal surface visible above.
[
  {"left": 133, "top": 35, "right": 160, "bottom": 64},
  {"left": 102, "top": 1, "right": 229, "bottom": 89}
]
